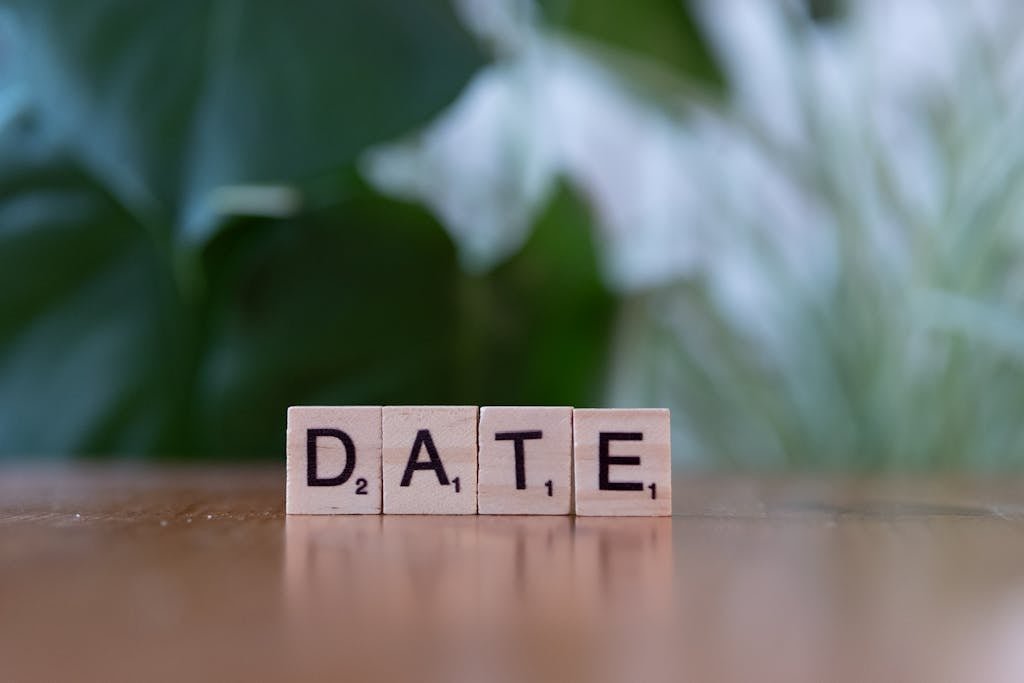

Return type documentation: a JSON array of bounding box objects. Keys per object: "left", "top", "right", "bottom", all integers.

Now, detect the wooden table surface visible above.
[{"left": 4, "top": 465, "right": 1024, "bottom": 683}]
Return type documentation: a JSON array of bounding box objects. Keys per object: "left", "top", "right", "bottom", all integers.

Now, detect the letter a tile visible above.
[
  {"left": 286, "top": 406, "right": 382, "bottom": 514},
  {"left": 383, "top": 406, "right": 478, "bottom": 514},
  {"left": 573, "top": 409, "right": 671, "bottom": 516}
]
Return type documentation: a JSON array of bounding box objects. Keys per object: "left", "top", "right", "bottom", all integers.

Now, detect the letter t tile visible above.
[{"left": 478, "top": 406, "right": 572, "bottom": 515}]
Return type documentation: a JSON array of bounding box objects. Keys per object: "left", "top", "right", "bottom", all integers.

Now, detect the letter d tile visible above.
[{"left": 286, "top": 406, "right": 383, "bottom": 514}]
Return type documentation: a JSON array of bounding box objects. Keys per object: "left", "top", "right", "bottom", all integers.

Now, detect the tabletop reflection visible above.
[{"left": 284, "top": 515, "right": 674, "bottom": 682}]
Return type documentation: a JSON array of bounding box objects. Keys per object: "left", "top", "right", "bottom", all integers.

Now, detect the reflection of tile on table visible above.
[
  {"left": 476, "top": 516, "right": 576, "bottom": 620},
  {"left": 573, "top": 517, "right": 675, "bottom": 618}
]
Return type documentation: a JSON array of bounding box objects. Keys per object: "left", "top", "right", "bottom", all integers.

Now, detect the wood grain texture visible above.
[
  {"left": 382, "top": 406, "right": 478, "bottom": 514},
  {"left": 573, "top": 408, "right": 672, "bottom": 516},
  {"left": 6, "top": 466, "right": 1024, "bottom": 682},
  {"left": 286, "top": 406, "right": 381, "bottom": 514},
  {"left": 478, "top": 406, "right": 572, "bottom": 515}
]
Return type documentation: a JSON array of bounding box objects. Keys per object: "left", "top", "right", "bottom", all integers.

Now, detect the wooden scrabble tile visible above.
[
  {"left": 477, "top": 406, "right": 572, "bottom": 515},
  {"left": 573, "top": 408, "right": 671, "bottom": 516},
  {"left": 382, "top": 406, "right": 478, "bottom": 514},
  {"left": 286, "top": 406, "right": 382, "bottom": 514}
]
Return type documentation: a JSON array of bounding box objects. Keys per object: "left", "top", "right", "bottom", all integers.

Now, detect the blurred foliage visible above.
[
  {"left": 5, "top": 0, "right": 1021, "bottom": 470},
  {"left": 594, "top": 0, "right": 1024, "bottom": 470},
  {"left": 0, "top": 0, "right": 488, "bottom": 457},
  {"left": 0, "top": 123, "right": 187, "bottom": 454},
  {"left": 457, "top": 186, "right": 615, "bottom": 409},
  {"left": 7, "top": 0, "right": 484, "bottom": 244},
  {"left": 538, "top": 0, "right": 722, "bottom": 91},
  {"left": 192, "top": 186, "right": 464, "bottom": 458},
  {"left": 0, "top": 0, "right": 620, "bottom": 458},
  {"left": 191, "top": 181, "right": 612, "bottom": 458}
]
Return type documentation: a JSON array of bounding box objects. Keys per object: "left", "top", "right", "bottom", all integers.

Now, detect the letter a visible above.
[{"left": 400, "top": 429, "right": 450, "bottom": 486}]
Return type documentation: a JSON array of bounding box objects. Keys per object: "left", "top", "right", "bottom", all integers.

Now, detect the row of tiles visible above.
[{"left": 287, "top": 406, "right": 671, "bottom": 516}]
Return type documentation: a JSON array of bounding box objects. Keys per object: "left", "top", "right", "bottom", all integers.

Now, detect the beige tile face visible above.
[
  {"left": 478, "top": 407, "right": 572, "bottom": 515},
  {"left": 383, "top": 406, "right": 478, "bottom": 514},
  {"left": 286, "top": 406, "right": 382, "bottom": 514},
  {"left": 573, "top": 409, "right": 672, "bottom": 516}
]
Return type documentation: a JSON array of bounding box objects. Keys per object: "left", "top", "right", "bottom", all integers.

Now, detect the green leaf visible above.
[
  {"left": 187, "top": 184, "right": 615, "bottom": 457},
  {"left": 539, "top": 0, "right": 721, "bottom": 91},
  {"left": 0, "top": 121, "right": 189, "bottom": 457},
  {"left": 191, "top": 190, "right": 464, "bottom": 457},
  {"left": 459, "top": 184, "right": 616, "bottom": 406},
  {"left": 6, "top": 0, "right": 486, "bottom": 246},
  {"left": 0, "top": 136, "right": 616, "bottom": 458}
]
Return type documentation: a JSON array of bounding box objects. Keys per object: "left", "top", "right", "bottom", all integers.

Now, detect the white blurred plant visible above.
[{"left": 364, "top": 0, "right": 1024, "bottom": 469}]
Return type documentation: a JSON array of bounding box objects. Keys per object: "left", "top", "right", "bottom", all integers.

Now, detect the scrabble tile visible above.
[
  {"left": 573, "top": 408, "right": 671, "bottom": 516},
  {"left": 286, "top": 406, "right": 382, "bottom": 514},
  {"left": 382, "top": 406, "right": 478, "bottom": 514},
  {"left": 477, "top": 406, "right": 572, "bottom": 515}
]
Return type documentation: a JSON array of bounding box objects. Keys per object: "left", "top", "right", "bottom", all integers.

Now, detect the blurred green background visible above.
[{"left": 2, "top": 0, "right": 1023, "bottom": 469}]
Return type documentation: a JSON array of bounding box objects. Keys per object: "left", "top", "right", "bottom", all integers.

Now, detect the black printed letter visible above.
[
  {"left": 307, "top": 428, "right": 356, "bottom": 487},
  {"left": 598, "top": 432, "right": 644, "bottom": 491},
  {"left": 400, "top": 429, "right": 450, "bottom": 486},
  {"left": 495, "top": 430, "right": 543, "bottom": 490}
]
